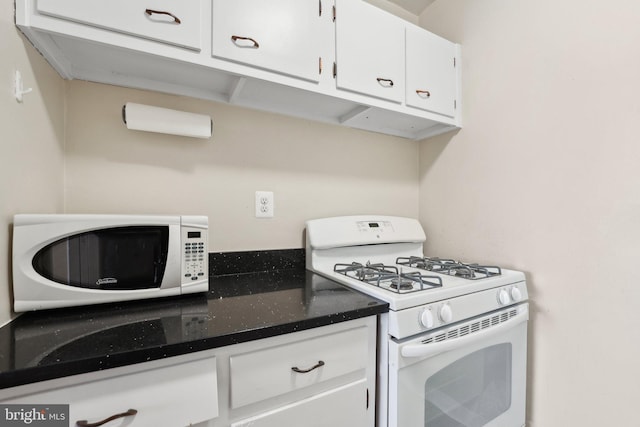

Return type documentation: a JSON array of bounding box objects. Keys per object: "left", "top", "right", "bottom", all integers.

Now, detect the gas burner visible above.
[
  {"left": 373, "top": 271, "right": 443, "bottom": 294},
  {"left": 389, "top": 277, "right": 414, "bottom": 290},
  {"left": 335, "top": 262, "right": 443, "bottom": 293},
  {"left": 334, "top": 262, "right": 397, "bottom": 281},
  {"left": 396, "top": 256, "right": 457, "bottom": 271},
  {"left": 396, "top": 256, "right": 502, "bottom": 280},
  {"left": 448, "top": 264, "right": 476, "bottom": 279}
]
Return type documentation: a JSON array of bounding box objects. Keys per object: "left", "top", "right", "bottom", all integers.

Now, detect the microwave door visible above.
[{"left": 32, "top": 226, "right": 170, "bottom": 290}]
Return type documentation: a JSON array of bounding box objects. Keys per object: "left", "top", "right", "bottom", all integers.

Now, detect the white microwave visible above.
[{"left": 12, "top": 214, "right": 209, "bottom": 312}]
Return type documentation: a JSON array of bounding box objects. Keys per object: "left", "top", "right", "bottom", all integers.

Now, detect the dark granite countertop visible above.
[{"left": 0, "top": 249, "right": 387, "bottom": 390}]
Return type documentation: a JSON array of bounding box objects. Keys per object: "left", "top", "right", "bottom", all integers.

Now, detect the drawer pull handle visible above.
[
  {"left": 416, "top": 89, "right": 431, "bottom": 98},
  {"left": 231, "top": 35, "right": 260, "bottom": 48},
  {"left": 291, "top": 360, "right": 325, "bottom": 373},
  {"left": 145, "top": 9, "right": 181, "bottom": 24},
  {"left": 76, "top": 409, "right": 138, "bottom": 427},
  {"left": 376, "top": 77, "right": 394, "bottom": 87}
]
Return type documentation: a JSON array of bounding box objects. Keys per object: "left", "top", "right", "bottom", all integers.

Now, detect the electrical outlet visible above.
[{"left": 255, "top": 191, "right": 274, "bottom": 218}]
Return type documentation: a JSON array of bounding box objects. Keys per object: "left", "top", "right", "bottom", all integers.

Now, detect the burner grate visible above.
[
  {"left": 396, "top": 256, "right": 501, "bottom": 279},
  {"left": 334, "top": 262, "right": 442, "bottom": 293}
]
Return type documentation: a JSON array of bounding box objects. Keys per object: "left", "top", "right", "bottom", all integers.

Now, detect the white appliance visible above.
[
  {"left": 12, "top": 214, "right": 209, "bottom": 312},
  {"left": 306, "top": 215, "right": 528, "bottom": 427}
]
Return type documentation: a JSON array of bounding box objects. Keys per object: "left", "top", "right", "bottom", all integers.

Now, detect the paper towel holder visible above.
[{"left": 121, "top": 102, "right": 213, "bottom": 139}]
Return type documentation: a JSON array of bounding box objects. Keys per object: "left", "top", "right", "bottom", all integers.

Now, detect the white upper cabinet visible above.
[
  {"left": 36, "top": 0, "right": 201, "bottom": 51},
  {"left": 212, "top": 0, "right": 326, "bottom": 83},
  {"left": 16, "top": 0, "right": 461, "bottom": 139},
  {"left": 334, "top": 0, "right": 405, "bottom": 103},
  {"left": 406, "top": 25, "right": 458, "bottom": 118}
]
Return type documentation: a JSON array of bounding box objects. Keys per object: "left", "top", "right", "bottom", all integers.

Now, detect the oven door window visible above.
[
  {"left": 33, "top": 226, "right": 169, "bottom": 290},
  {"left": 425, "top": 343, "right": 512, "bottom": 427}
]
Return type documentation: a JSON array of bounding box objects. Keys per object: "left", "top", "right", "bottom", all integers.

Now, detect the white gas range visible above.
[{"left": 306, "top": 215, "right": 529, "bottom": 427}]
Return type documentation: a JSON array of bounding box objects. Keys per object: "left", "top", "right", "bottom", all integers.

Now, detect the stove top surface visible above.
[
  {"left": 320, "top": 257, "right": 524, "bottom": 310},
  {"left": 305, "top": 215, "right": 526, "bottom": 311}
]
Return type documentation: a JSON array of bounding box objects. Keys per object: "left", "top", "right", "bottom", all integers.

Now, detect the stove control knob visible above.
[
  {"left": 439, "top": 304, "right": 453, "bottom": 323},
  {"left": 420, "top": 308, "right": 434, "bottom": 328},
  {"left": 498, "top": 289, "right": 511, "bottom": 305},
  {"left": 510, "top": 286, "right": 523, "bottom": 302}
]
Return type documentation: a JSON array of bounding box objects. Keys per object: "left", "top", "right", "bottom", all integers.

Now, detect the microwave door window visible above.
[{"left": 32, "top": 226, "right": 169, "bottom": 290}]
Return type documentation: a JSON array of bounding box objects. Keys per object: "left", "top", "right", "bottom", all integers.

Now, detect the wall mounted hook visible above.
[{"left": 14, "top": 70, "right": 33, "bottom": 103}]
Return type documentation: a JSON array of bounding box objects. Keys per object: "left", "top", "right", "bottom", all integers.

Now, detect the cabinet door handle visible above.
[
  {"left": 145, "top": 9, "right": 181, "bottom": 24},
  {"left": 376, "top": 77, "right": 394, "bottom": 87},
  {"left": 416, "top": 89, "right": 431, "bottom": 98},
  {"left": 76, "top": 409, "right": 138, "bottom": 427},
  {"left": 291, "top": 360, "right": 325, "bottom": 373},
  {"left": 231, "top": 35, "right": 260, "bottom": 48}
]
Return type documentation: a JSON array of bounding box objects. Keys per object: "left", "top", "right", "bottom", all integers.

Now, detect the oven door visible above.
[{"left": 388, "top": 303, "right": 528, "bottom": 427}]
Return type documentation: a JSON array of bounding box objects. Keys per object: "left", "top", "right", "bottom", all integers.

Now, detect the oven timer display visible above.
[
  {"left": 357, "top": 221, "right": 394, "bottom": 232},
  {"left": 187, "top": 231, "right": 201, "bottom": 238}
]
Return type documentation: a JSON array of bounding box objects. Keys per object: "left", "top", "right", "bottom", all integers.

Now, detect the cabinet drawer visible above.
[
  {"left": 231, "top": 380, "right": 368, "bottom": 427},
  {"left": 230, "top": 326, "right": 368, "bottom": 408},
  {"left": 36, "top": 0, "right": 202, "bottom": 51},
  {"left": 2, "top": 356, "right": 218, "bottom": 426}
]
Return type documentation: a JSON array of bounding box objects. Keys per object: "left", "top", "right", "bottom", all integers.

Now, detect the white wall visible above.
[
  {"left": 418, "top": 0, "right": 640, "bottom": 425},
  {"left": 64, "top": 81, "right": 419, "bottom": 251},
  {"left": 0, "top": 3, "right": 65, "bottom": 325}
]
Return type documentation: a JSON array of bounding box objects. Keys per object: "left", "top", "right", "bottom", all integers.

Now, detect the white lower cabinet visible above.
[
  {"left": 231, "top": 380, "right": 368, "bottom": 427},
  {"left": 230, "top": 325, "right": 368, "bottom": 408},
  {"left": 0, "top": 354, "right": 219, "bottom": 427},
  {"left": 211, "top": 317, "right": 377, "bottom": 427},
  {"left": 0, "top": 317, "right": 376, "bottom": 427}
]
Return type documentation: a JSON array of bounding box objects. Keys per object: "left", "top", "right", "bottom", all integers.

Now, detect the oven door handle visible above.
[{"left": 401, "top": 308, "right": 528, "bottom": 359}]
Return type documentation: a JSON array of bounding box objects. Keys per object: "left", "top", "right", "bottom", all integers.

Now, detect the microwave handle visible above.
[{"left": 401, "top": 308, "right": 528, "bottom": 359}]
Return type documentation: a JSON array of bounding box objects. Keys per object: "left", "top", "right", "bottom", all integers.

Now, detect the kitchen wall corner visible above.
[{"left": 418, "top": 0, "right": 640, "bottom": 426}]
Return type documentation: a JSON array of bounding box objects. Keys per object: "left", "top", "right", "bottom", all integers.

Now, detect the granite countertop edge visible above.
[{"left": 0, "top": 303, "right": 387, "bottom": 390}]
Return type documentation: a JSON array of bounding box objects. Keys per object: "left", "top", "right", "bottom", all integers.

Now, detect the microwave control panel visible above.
[{"left": 182, "top": 228, "right": 208, "bottom": 284}]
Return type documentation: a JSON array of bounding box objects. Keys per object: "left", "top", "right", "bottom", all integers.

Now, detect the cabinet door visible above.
[
  {"left": 212, "top": 0, "right": 324, "bottom": 83},
  {"left": 231, "top": 380, "right": 369, "bottom": 427},
  {"left": 230, "top": 326, "right": 368, "bottom": 408},
  {"left": 406, "top": 26, "right": 457, "bottom": 117},
  {"left": 1, "top": 356, "right": 218, "bottom": 426},
  {"left": 335, "top": 0, "right": 405, "bottom": 103},
  {"left": 36, "top": 0, "right": 201, "bottom": 51}
]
